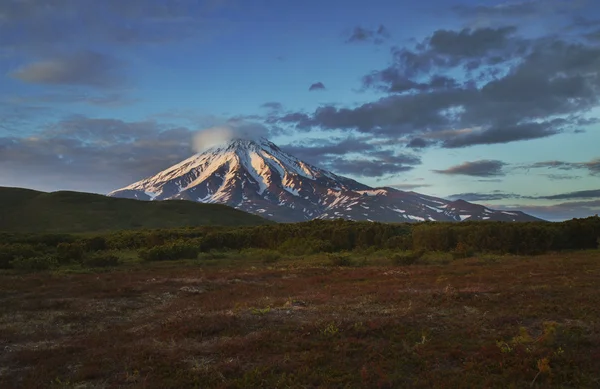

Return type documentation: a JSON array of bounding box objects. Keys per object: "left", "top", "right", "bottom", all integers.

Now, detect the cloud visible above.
[
  {"left": 452, "top": 0, "right": 590, "bottom": 26},
  {"left": 586, "top": 30, "right": 600, "bottom": 41},
  {"left": 260, "top": 102, "right": 283, "bottom": 111},
  {"left": 570, "top": 16, "right": 600, "bottom": 29},
  {"left": 281, "top": 136, "right": 376, "bottom": 161},
  {"left": 447, "top": 188, "right": 600, "bottom": 203},
  {"left": 0, "top": 0, "right": 233, "bottom": 51},
  {"left": 279, "top": 88, "right": 477, "bottom": 134},
  {"left": 452, "top": 2, "right": 540, "bottom": 18},
  {"left": 11, "top": 51, "right": 124, "bottom": 88},
  {"left": 362, "top": 71, "right": 459, "bottom": 93},
  {"left": 7, "top": 92, "right": 137, "bottom": 107},
  {"left": 390, "top": 182, "right": 432, "bottom": 190},
  {"left": 444, "top": 189, "right": 600, "bottom": 220},
  {"left": 434, "top": 160, "right": 507, "bottom": 177},
  {"left": 325, "top": 159, "right": 413, "bottom": 177},
  {"left": 0, "top": 103, "right": 55, "bottom": 134},
  {"left": 0, "top": 116, "right": 197, "bottom": 194},
  {"left": 280, "top": 137, "right": 420, "bottom": 177},
  {"left": 584, "top": 158, "right": 600, "bottom": 175},
  {"left": 406, "top": 137, "right": 432, "bottom": 149},
  {"left": 447, "top": 192, "right": 520, "bottom": 201},
  {"left": 543, "top": 173, "right": 581, "bottom": 180},
  {"left": 345, "top": 24, "right": 391, "bottom": 44},
  {"left": 277, "top": 25, "right": 600, "bottom": 149},
  {"left": 441, "top": 121, "right": 561, "bottom": 148},
  {"left": 477, "top": 178, "right": 503, "bottom": 183},
  {"left": 0, "top": 114, "right": 276, "bottom": 194},
  {"left": 537, "top": 189, "right": 600, "bottom": 200},
  {"left": 427, "top": 26, "right": 518, "bottom": 58},
  {"left": 309, "top": 82, "right": 326, "bottom": 91},
  {"left": 499, "top": 200, "right": 600, "bottom": 221},
  {"left": 192, "top": 120, "right": 272, "bottom": 153},
  {"left": 522, "top": 158, "right": 600, "bottom": 176},
  {"left": 376, "top": 26, "right": 519, "bottom": 81}
]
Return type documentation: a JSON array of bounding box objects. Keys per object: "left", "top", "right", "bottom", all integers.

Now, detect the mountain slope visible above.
[
  {"left": 109, "top": 138, "right": 542, "bottom": 223},
  {"left": 0, "top": 186, "right": 271, "bottom": 233}
]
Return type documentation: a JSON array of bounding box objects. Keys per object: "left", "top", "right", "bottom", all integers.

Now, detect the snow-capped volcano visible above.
[{"left": 109, "top": 138, "right": 541, "bottom": 223}]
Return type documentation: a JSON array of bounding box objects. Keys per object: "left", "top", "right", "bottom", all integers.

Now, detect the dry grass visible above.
[{"left": 1, "top": 251, "right": 599, "bottom": 388}]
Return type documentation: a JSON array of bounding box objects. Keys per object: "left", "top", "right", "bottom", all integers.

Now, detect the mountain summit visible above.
[{"left": 109, "top": 138, "right": 541, "bottom": 222}]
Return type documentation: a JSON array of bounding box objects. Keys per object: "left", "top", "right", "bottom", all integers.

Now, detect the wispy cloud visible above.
[
  {"left": 433, "top": 160, "right": 507, "bottom": 177},
  {"left": 448, "top": 188, "right": 600, "bottom": 202},
  {"left": 281, "top": 137, "right": 421, "bottom": 177},
  {"left": 520, "top": 158, "right": 600, "bottom": 176},
  {"left": 11, "top": 51, "right": 125, "bottom": 88},
  {"left": 308, "top": 82, "right": 326, "bottom": 91},
  {"left": 345, "top": 24, "right": 391, "bottom": 45},
  {"left": 498, "top": 200, "right": 600, "bottom": 221},
  {"left": 0, "top": 0, "right": 234, "bottom": 51}
]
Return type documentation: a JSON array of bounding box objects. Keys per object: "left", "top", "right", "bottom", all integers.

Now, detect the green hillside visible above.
[{"left": 0, "top": 186, "right": 272, "bottom": 233}]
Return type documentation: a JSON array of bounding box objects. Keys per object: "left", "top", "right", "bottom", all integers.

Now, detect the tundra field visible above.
[{"left": 1, "top": 249, "right": 599, "bottom": 388}]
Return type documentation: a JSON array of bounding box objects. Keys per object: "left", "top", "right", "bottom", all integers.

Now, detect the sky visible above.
[{"left": 1, "top": 0, "right": 600, "bottom": 221}]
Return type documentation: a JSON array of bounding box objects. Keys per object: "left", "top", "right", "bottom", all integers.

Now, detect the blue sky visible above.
[{"left": 1, "top": 0, "right": 600, "bottom": 221}]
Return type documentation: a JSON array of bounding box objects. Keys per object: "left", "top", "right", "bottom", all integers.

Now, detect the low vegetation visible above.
[
  {"left": 1, "top": 216, "right": 598, "bottom": 272},
  {"left": 1, "top": 216, "right": 599, "bottom": 387},
  {"left": 1, "top": 250, "right": 599, "bottom": 388}
]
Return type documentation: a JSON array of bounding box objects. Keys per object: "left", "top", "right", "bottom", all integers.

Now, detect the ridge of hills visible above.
[{"left": 0, "top": 186, "right": 272, "bottom": 233}]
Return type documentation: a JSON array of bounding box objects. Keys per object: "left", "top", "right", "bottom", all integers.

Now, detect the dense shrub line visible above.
[{"left": 0, "top": 216, "right": 599, "bottom": 267}]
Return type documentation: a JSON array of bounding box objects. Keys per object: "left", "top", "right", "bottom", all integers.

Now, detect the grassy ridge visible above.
[{"left": 0, "top": 186, "right": 271, "bottom": 233}]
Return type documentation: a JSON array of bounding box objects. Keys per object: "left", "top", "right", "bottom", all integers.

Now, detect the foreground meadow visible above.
[{"left": 1, "top": 251, "right": 599, "bottom": 388}]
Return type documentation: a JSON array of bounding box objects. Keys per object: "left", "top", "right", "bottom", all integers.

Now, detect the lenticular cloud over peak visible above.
[{"left": 192, "top": 121, "right": 271, "bottom": 153}]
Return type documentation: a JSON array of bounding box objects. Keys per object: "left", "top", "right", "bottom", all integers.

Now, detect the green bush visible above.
[
  {"left": 0, "top": 244, "right": 40, "bottom": 269},
  {"left": 391, "top": 250, "right": 425, "bottom": 265},
  {"left": 197, "top": 250, "right": 230, "bottom": 260},
  {"left": 10, "top": 255, "right": 58, "bottom": 271},
  {"left": 277, "top": 238, "right": 334, "bottom": 256},
  {"left": 82, "top": 253, "right": 121, "bottom": 268},
  {"left": 450, "top": 242, "right": 474, "bottom": 260},
  {"left": 239, "top": 248, "right": 282, "bottom": 263},
  {"left": 261, "top": 251, "right": 281, "bottom": 264},
  {"left": 384, "top": 235, "right": 412, "bottom": 250},
  {"left": 138, "top": 241, "right": 199, "bottom": 261},
  {"left": 84, "top": 236, "right": 108, "bottom": 251},
  {"left": 56, "top": 242, "right": 85, "bottom": 264},
  {"left": 328, "top": 253, "right": 353, "bottom": 267}
]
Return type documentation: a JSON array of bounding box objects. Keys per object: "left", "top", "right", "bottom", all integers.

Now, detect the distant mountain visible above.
[
  {"left": 0, "top": 186, "right": 271, "bottom": 233},
  {"left": 109, "top": 138, "right": 543, "bottom": 223}
]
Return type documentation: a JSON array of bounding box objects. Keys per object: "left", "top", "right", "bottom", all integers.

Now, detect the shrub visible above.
[
  {"left": 82, "top": 253, "right": 121, "bottom": 268},
  {"left": 450, "top": 242, "right": 474, "bottom": 260},
  {"left": 391, "top": 250, "right": 424, "bottom": 265},
  {"left": 197, "top": 250, "right": 229, "bottom": 260},
  {"left": 420, "top": 251, "right": 453, "bottom": 265},
  {"left": 0, "top": 244, "right": 40, "bottom": 269},
  {"left": 384, "top": 235, "right": 412, "bottom": 250},
  {"left": 138, "top": 241, "right": 199, "bottom": 261},
  {"left": 56, "top": 242, "right": 85, "bottom": 264},
  {"left": 84, "top": 236, "right": 108, "bottom": 252},
  {"left": 262, "top": 251, "right": 281, "bottom": 263},
  {"left": 321, "top": 322, "right": 340, "bottom": 337},
  {"left": 277, "top": 238, "right": 334, "bottom": 256},
  {"left": 145, "top": 232, "right": 166, "bottom": 248},
  {"left": 239, "top": 248, "right": 282, "bottom": 263},
  {"left": 328, "top": 253, "right": 353, "bottom": 267},
  {"left": 10, "top": 255, "right": 58, "bottom": 271}
]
